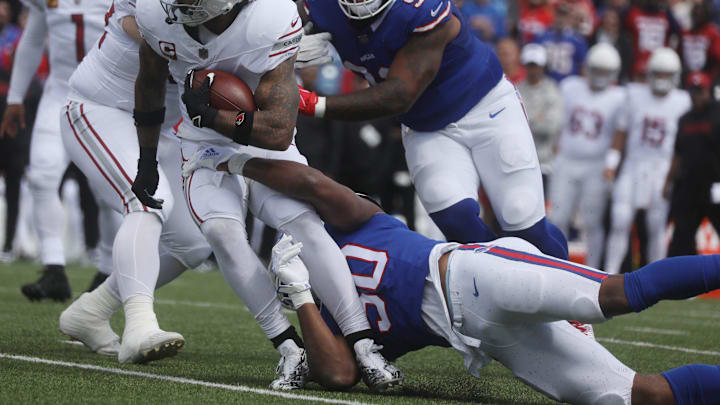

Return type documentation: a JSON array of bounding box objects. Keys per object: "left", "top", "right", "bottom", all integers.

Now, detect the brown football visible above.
[{"left": 191, "top": 69, "right": 256, "bottom": 111}]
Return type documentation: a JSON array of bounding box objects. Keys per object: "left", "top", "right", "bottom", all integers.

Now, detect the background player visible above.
[
  {"left": 295, "top": 0, "right": 569, "bottom": 259},
  {"left": 0, "top": 0, "right": 110, "bottom": 301},
  {"left": 549, "top": 43, "right": 626, "bottom": 268},
  {"left": 133, "top": 0, "right": 402, "bottom": 389},
  {"left": 603, "top": 47, "right": 691, "bottom": 275},
  {"left": 184, "top": 150, "right": 720, "bottom": 404}
]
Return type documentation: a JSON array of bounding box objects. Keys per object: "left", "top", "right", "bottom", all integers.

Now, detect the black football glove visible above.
[
  {"left": 183, "top": 70, "right": 219, "bottom": 128},
  {"left": 131, "top": 147, "right": 164, "bottom": 209}
]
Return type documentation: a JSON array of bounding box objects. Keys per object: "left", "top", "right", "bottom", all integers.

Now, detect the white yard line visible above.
[
  {"left": 0, "top": 353, "right": 371, "bottom": 405},
  {"left": 623, "top": 327, "right": 689, "bottom": 336},
  {"left": 598, "top": 338, "right": 720, "bottom": 356},
  {"left": 58, "top": 340, "right": 84, "bottom": 346}
]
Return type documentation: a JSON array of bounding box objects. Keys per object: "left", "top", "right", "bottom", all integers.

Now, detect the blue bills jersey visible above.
[
  {"left": 321, "top": 214, "right": 450, "bottom": 360},
  {"left": 533, "top": 29, "right": 588, "bottom": 82},
  {"left": 306, "top": 0, "right": 503, "bottom": 132}
]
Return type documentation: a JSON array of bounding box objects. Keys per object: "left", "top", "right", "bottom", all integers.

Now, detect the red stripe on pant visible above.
[{"left": 185, "top": 171, "right": 204, "bottom": 224}]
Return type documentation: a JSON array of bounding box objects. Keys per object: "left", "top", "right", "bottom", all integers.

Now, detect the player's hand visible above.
[
  {"left": 269, "top": 234, "right": 313, "bottom": 310},
  {"left": 603, "top": 168, "right": 616, "bottom": 182},
  {"left": 295, "top": 32, "right": 333, "bottom": 69},
  {"left": 182, "top": 70, "right": 219, "bottom": 129},
  {"left": 131, "top": 147, "right": 164, "bottom": 209},
  {"left": 298, "top": 85, "right": 319, "bottom": 116},
  {"left": 0, "top": 103, "right": 25, "bottom": 138}
]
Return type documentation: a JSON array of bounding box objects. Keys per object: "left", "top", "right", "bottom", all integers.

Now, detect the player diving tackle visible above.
[{"left": 183, "top": 150, "right": 720, "bottom": 405}]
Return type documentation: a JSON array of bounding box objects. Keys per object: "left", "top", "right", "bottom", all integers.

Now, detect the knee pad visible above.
[
  {"left": 429, "top": 198, "right": 497, "bottom": 243},
  {"left": 500, "top": 187, "right": 542, "bottom": 229}
]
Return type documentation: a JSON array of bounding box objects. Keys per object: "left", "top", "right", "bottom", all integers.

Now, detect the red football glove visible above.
[{"left": 298, "top": 85, "right": 322, "bottom": 117}]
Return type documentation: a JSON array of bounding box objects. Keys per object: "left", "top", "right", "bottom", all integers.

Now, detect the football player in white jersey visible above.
[
  {"left": 603, "top": 48, "right": 692, "bottom": 275},
  {"left": 130, "top": 0, "right": 402, "bottom": 390},
  {"left": 0, "top": 0, "right": 110, "bottom": 301},
  {"left": 549, "top": 43, "right": 626, "bottom": 268}
]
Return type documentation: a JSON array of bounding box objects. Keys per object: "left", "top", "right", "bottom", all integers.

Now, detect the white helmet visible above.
[
  {"left": 161, "top": 0, "right": 244, "bottom": 26},
  {"left": 586, "top": 43, "right": 620, "bottom": 90},
  {"left": 338, "top": 0, "right": 395, "bottom": 20},
  {"left": 647, "top": 47, "right": 681, "bottom": 94}
]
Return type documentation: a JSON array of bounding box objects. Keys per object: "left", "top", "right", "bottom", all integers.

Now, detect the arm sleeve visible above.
[
  {"left": 6, "top": 7, "right": 47, "bottom": 104},
  {"left": 114, "top": 0, "right": 137, "bottom": 21}
]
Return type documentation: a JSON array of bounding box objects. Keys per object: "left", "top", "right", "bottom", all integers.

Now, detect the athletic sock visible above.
[
  {"left": 123, "top": 294, "right": 159, "bottom": 335},
  {"left": 624, "top": 255, "right": 720, "bottom": 312},
  {"left": 113, "top": 212, "right": 162, "bottom": 301},
  {"left": 505, "top": 217, "right": 569, "bottom": 260},
  {"left": 429, "top": 198, "right": 497, "bottom": 243},
  {"left": 662, "top": 364, "right": 720, "bottom": 405},
  {"left": 271, "top": 325, "right": 304, "bottom": 349}
]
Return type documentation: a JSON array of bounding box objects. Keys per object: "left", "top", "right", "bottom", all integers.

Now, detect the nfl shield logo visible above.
[{"left": 199, "top": 48, "right": 209, "bottom": 59}]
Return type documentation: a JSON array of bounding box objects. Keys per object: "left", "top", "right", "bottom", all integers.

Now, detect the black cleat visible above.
[
  {"left": 21, "top": 265, "right": 72, "bottom": 302},
  {"left": 85, "top": 271, "right": 109, "bottom": 293}
]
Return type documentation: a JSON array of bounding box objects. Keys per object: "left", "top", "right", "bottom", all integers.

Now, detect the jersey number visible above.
[
  {"left": 569, "top": 107, "right": 603, "bottom": 139},
  {"left": 70, "top": 14, "right": 85, "bottom": 62},
  {"left": 341, "top": 244, "right": 392, "bottom": 333},
  {"left": 641, "top": 117, "right": 666, "bottom": 148}
]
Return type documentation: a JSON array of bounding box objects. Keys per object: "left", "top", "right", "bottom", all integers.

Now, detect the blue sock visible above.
[
  {"left": 662, "top": 364, "right": 720, "bottom": 405},
  {"left": 505, "top": 217, "right": 569, "bottom": 260},
  {"left": 429, "top": 198, "right": 497, "bottom": 243},
  {"left": 624, "top": 255, "right": 720, "bottom": 312}
]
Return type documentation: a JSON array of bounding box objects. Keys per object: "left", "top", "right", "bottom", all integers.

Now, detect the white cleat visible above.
[
  {"left": 269, "top": 340, "right": 309, "bottom": 390},
  {"left": 354, "top": 338, "right": 403, "bottom": 392},
  {"left": 59, "top": 293, "right": 120, "bottom": 356},
  {"left": 118, "top": 329, "right": 184, "bottom": 364}
]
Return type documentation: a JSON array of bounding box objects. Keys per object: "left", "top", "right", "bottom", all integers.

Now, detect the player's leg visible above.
[
  {"left": 579, "top": 163, "right": 609, "bottom": 268},
  {"left": 547, "top": 156, "right": 581, "bottom": 238},
  {"left": 181, "top": 146, "right": 306, "bottom": 389},
  {"left": 605, "top": 170, "right": 635, "bottom": 274},
  {"left": 21, "top": 88, "right": 72, "bottom": 301},
  {"left": 465, "top": 79, "right": 567, "bottom": 259},
  {"left": 249, "top": 144, "right": 403, "bottom": 390},
  {"left": 645, "top": 190, "right": 670, "bottom": 263},
  {"left": 401, "top": 126, "right": 497, "bottom": 243},
  {"left": 60, "top": 100, "right": 182, "bottom": 363},
  {"left": 85, "top": 204, "right": 122, "bottom": 292}
]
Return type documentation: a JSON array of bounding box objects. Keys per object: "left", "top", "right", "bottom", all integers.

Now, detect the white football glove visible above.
[
  {"left": 181, "top": 147, "right": 253, "bottom": 177},
  {"left": 269, "top": 234, "right": 314, "bottom": 310},
  {"left": 295, "top": 32, "right": 333, "bottom": 69}
]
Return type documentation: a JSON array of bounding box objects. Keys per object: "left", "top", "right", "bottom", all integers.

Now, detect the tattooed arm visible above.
[
  {"left": 322, "top": 15, "right": 460, "bottom": 121},
  {"left": 213, "top": 56, "right": 299, "bottom": 151}
]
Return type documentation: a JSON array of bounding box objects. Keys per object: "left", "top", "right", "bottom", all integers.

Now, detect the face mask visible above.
[
  {"left": 651, "top": 77, "right": 674, "bottom": 94},
  {"left": 590, "top": 74, "right": 612, "bottom": 90}
]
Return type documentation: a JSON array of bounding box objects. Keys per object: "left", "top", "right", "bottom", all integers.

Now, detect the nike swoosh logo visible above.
[
  {"left": 473, "top": 277, "right": 479, "bottom": 297},
  {"left": 489, "top": 107, "right": 506, "bottom": 119},
  {"left": 430, "top": 2, "right": 444, "bottom": 17},
  {"left": 291, "top": 16, "right": 300, "bottom": 27}
]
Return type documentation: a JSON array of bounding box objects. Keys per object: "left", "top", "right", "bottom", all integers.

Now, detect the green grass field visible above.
[{"left": 2, "top": 261, "right": 719, "bottom": 405}]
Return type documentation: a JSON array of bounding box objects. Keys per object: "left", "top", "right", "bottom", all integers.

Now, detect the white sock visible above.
[
  {"left": 123, "top": 294, "right": 159, "bottom": 335},
  {"left": 201, "top": 218, "right": 291, "bottom": 339},
  {"left": 97, "top": 206, "right": 122, "bottom": 275},
  {"left": 82, "top": 281, "right": 122, "bottom": 320},
  {"left": 280, "top": 212, "right": 370, "bottom": 336},
  {"left": 30, "top": 176, "right": 66, "bottom": 265},
  {"left": 113, "top": 212, "right": 162, "bottom": 301}
]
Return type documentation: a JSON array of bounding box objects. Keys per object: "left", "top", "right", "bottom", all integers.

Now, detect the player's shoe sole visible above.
[
  {"left": 137, "top": 338, "right": 184, "bottom": 364},
  {"left": 119, "top": 331, "right": 185, "bottom": 364}
]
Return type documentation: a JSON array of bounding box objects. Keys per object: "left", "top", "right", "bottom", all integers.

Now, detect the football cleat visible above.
[
  {"left": 118, "top": 329, "right": 184, "bottom": 364},
  {"left": 59, "top": 293, "right": 120, "bottom": 356},
  {"left": 85, "top": 271, "right": 109, "bottom": 293},
  {"left": 354, "top": 338, "right": 403, "bottom": 391},
  {"left": 569, "top": 321, "right": 596, "bottom": 339},
  {"left": 21, "top": 265, "right": 72, "bottom": 302},
  {"left": 269, "top": 340, "right": 309, "bottom": 390}
]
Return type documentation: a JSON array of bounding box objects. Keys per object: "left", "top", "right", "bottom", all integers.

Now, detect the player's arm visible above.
[
  {"left": 0, "top": 7, "right": 47, "bottom": 137},
  {"left": 131, "top": 41, "right": 168, "bottom": 208},
  {"left": 185, "top": 57, "right": 299, "bottom": 151},
  {"left": 303, "top": 15, "right": 461, "bottom": 121},
  {"left": 603, "top": 129, "right": 627, "bottom": 181},
  {"left": 121, "top": 16, "right": 142, "bottom": 42}
]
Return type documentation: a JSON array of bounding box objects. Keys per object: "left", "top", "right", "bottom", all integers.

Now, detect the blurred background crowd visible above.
[{"left": 1, "top": 0, "right": 719, "bottom": 272}]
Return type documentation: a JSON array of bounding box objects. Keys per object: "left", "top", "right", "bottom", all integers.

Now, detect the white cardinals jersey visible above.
[
  {"left": 135, "top": 0, "right": 302, "bottom": 143},
  {"left": 69, "top": 0, "right": 180, "bottom": 122},
  {"left": 617, "top": 83, "right": 691, "bottom": 163},
  {"left": 557, "top": 76, "right": 626, "bottom": 160},
  {"left": 21, "top": 0, "right": 109, "bottom": 86}
]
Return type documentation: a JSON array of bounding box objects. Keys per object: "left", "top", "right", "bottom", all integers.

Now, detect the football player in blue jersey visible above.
[
  {"left": 294, "top": 0, "right": 569, "bottom": 260},
  {"left": 184, "top": 150, "right": 720, "bottom": 404}
]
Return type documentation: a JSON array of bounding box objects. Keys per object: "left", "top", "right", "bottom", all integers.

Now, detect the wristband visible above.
[
  {"left": 227, "top": 153, "right": 254, "bottom": 175},
  {"left": 290, "top": 289, "right": 315, "bottom": 310},
  {"left": 315, "top": 96, "right": 326, "bottom": 118},
  {"left": 231, "top": 111, "right": 254, "bottom": 145},
  {"left": 605, "top": 149, "right": 621, "bottom": 171},
  {"left": 133, "top": 108, "right": 166, "bottom": 127}
]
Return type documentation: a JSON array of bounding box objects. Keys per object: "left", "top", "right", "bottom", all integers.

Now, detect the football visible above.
[{"left": 191, "top": 69, "right": 256, "bottom": 111}]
